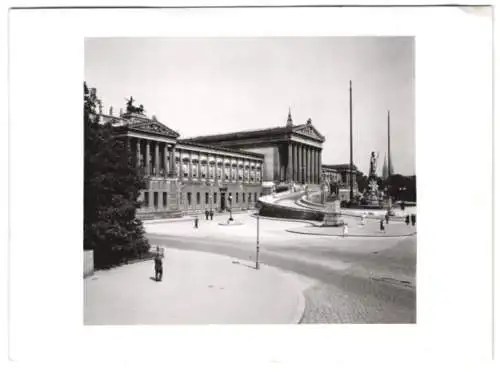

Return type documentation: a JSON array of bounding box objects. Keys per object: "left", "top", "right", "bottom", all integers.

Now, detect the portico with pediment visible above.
[
  {"left": 103, "top": 111, "right": 265, "bottom": 219},
  {"left": 184, "top": 110, "right": 325, "bottom": 187}
]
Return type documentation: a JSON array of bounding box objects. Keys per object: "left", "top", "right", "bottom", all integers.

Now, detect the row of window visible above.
[
  {"left": 142, "top": 191, "right": 262, "bottom": 209},
  {"left": 141, "top": 162, "right": 262, "bottom": 182}
]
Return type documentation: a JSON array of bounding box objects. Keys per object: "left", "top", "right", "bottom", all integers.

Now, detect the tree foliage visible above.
[
  {"left": 84, "top": 83, "right": 150, "bottom": 268},
  {"left": 386, "top": 174, "right": 416, "bottom": 202}
]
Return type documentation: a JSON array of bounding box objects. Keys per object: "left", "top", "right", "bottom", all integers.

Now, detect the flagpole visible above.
[
  {"left": 387, "top": 110, "right": 393, "bottom": 213},
  {"left": 349, "top": 80, "right": 354, "bottom": 202}
]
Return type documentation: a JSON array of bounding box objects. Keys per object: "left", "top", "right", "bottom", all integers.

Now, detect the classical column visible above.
[
  {"left": 215, "top": 156, "right": 219, "bottom": 184},
  {"left": 136, "top": 139, "right": 141, "bottom": 169},
  {"left": 311, "top": 148, "right": 314, "bottom": 184},
  {"left": 198, "top": 152, "right": 202, "bottom": 180},
  {"left": 287, "top": 142, "right": 293, "bottom": 183},
  {"left": 308, "top": 147, "right": 312, "bottom": 184},
  {"left": 297, "top": 144, "right": 302, "bottom": 183},
  {"left": 318, "top": 150, "right": 322, "bottom": 183},
  {"left": 188, "top": 151, "right": 193, "bottom": 180},
  {"left": 303, "top": 146, "right": 308, "bottom": 184},
  {"left": 313, "top": 149, "right": 318, "bottom": 184},
  {"left": 169, "top": 144, "right": 176, "bottom": 177},
  {"left": 316, "top": 149, "right": 320, "bottom": 183},
  {"left": 222, "top": 156, "right": 226, "bottom": 182},
  {"left": 145, "top": 140, "right": 151, "bottom": 176},
  {"left": 292, "top": 144, "right": 297, "bottom": 182},
  {"left": 163, "top": 144, "right": 169, "bottom": 177},
  {"left": 154, "top": 141, "right": 160, "bottom": 177},
  {"left": 309, "top": 147, "right": 313, "bottom": 184},
  {"left": 304, "top": 146, "right": 309, "bottom": 183}
]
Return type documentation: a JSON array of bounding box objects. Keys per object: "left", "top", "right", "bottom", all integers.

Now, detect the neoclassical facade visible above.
[
  {"left": 184, "top": 110, "right": 325, "bottom": 190},
  {"left": 99, "top": 112, "right": 264, "bottom": 219},
  {"left": 95, "top": 107, "right": 358, "bottom": 219}
]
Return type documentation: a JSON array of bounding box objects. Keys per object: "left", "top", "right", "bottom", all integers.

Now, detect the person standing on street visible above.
[
  {"left": 194, "top": 215, "right": 199, "bottom": 229},
  {"left": 154, "top": 250, "right": 163, "bottom": 281},
  {"left": 342, "top": 224, "right": 348, "bottom": 238},
  {"left": 385, "top": 212, "right": 390, "bottom": 225},
  {"left": 380, "top": 218, "right": 385, "bottom": 233},
  {"left": 205, "top": 209, "right": 209, "bottom": 220},
  {"left": 405, "top": 214, "right": 410, "bottom": 226},
  {"left": 209, "top": 209, "right": 214, "bottom": 220}
]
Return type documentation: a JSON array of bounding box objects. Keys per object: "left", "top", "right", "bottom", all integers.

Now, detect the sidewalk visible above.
[
  {"left": 142, "top": 210, "right": 255, "bottom": 225},
  {"left": 84, "top": 248, "right": 309, "bottom": 325},
  {"left": 286, "top": 218, "right": 416, "bottom": 238}
]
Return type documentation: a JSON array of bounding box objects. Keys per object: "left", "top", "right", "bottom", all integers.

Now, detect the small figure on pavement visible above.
[
  {"left": 360, "top": 214, "right": 366, "bottom": 226},
  {"left": 411, "top": 214, "right": 416, "bottom": 226},
  {"left": 209, "top": 209, "right": 214, "bottom": 220},
  {"left": 385, "top": 212, "right": 390, "bottom": 224},
  {"left": 342, "top": 224, "right": 348, "bottom": 237},
  {"left": 379, "top": 218, "right": 385, "bottom": 233},
  {"left": 194, "top": 215, "right": 199, "bottom": 229},
  {"left": 154, "top": 248, "right": 163, "bottom": 281},
  {"left": 205, "top": 209, "right": 209, "bottom": 220},
  {"left": 405, "top": 214, "right": 410, "bottom": 226}
]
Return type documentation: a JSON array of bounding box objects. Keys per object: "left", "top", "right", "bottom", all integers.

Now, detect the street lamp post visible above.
[
  {"left": 387, "top": 110, "right": 394, "bottom": 215},
  {"left": 228, "top": 195, "right": 233, "bottom": 221},
  {"left": 256, "top": 214, "right": 260, "bottom": 270}
]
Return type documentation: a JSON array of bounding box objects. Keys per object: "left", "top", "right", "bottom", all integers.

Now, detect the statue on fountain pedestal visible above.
[
  {"left": 362, "top": 151, "right": 383, "bottom": 207},
  {"left": 369, "top": 151, "right": 378, "bottom": 179}
]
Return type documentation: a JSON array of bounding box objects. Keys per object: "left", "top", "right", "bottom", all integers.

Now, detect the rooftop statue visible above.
[{"left": 125, "top": 96, "right": 145, "bottom": 115}]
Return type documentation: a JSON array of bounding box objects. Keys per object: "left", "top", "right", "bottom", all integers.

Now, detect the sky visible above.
[{"left": 85, "top": 37, "right": 415, "bottom": 176}]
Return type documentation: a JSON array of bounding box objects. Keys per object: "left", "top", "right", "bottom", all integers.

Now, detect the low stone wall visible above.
[
  {"left": 258, "top": 200, "right": 324, "bottom": 222},
  {"left": 84, "top": 250, "right": 94, "bottom": 278}
]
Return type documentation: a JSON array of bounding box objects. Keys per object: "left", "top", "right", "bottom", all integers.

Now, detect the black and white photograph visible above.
[
  {"left": 83, "top": 37, "right": 416, "bottom": 325},
  {"left": 6, "top": 3, "right": 494, "bottom": 368}
]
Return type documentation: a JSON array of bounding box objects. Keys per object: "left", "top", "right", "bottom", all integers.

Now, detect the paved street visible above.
[{"left": 145, "top": 211, "right": 416, "bottom": 323}]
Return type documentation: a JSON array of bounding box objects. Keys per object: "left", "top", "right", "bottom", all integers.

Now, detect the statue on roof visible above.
[{"left": 125, "top": 96, "right": 145, "bottom": 114}]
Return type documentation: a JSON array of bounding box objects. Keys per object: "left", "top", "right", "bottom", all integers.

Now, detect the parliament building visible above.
[{"left": 97, "top": 107, "right": 357, "bottom": 219}]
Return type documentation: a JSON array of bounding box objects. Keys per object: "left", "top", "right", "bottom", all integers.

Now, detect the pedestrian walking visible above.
[
  {"left": 360, "top": 214, "right": 366, "bottom": 226},
  {"left": 379, "top": 218, "right": 385, "bottom": 233},
  {"left": 411, "top": 214, "right": 416, "bottom": 226},
  {"left": 385, "top": 212, "right": 390, "bottom": 224},
  {"left": 342, "top": 224, "right": 348, "bottom": 237},
  {"left": 205, "top": 209, "right": 209, "bottom": 220},
  {"left": 209, "top": 209, "right": 214, "bottom": 220},
  {"left": 405, "top": 214, "right": 410, "bottom": 226},
  {"left": 194, "top": 215, "right": 199, "bottom": 229},
  {"left": 154, "top": 250, "right": 163, "bottom": 281}
]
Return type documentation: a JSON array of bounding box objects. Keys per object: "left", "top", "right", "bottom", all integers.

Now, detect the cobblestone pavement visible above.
[{"left": 145, "top": 212, "right": 416, "bottom": 323}]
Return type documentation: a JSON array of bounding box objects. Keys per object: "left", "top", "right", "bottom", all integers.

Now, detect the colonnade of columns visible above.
[
  {"left": 134, "top": 138, "right": 177, "bottom": 178},
  {"left": 286, "top": 142, "right": 322, "bottom": 184},
  {"left": 133, "top": 138, "right": 262, "bottom": 184}
]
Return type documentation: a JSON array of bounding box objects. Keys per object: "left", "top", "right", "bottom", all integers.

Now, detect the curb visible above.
[
  {"left": 232, "top": 257, "right": 307, "bottom": 325},
  {"left": 285, "top": 228, "right": 417, "bottom": 238}
]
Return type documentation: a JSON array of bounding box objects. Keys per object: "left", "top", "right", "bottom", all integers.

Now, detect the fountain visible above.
[
  {"left": 322, "top": 195, "right": 345, "bottom": 227},
  {"left": 320, "top": 174, "right": 345, "bottom": 227},
  {"left": 361, "top": 152, "right": 384, "bottom": 208}
]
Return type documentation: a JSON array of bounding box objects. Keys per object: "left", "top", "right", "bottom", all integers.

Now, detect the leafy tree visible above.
[
  {"left": 356, "top": 171, "right": 369, "bottom": 193},
  {"left": 386, "top": 174, "right": 416, "bottom": 202},
  {"left": 84, "top": 83, "right": 150, "bottom": 268}
]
